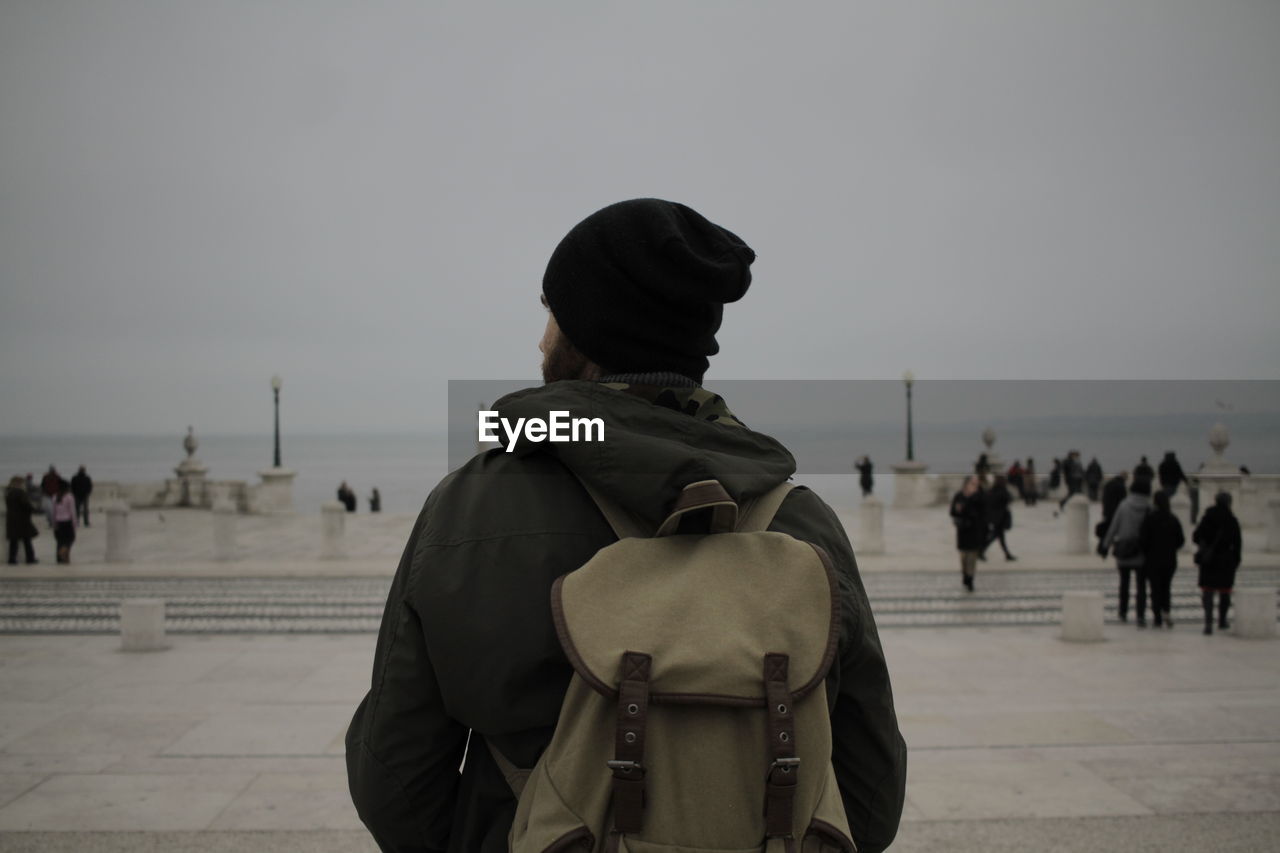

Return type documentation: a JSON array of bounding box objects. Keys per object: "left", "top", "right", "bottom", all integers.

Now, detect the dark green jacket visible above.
[{"left": 346, "top": 381, "right": 907, "bottom": 853}]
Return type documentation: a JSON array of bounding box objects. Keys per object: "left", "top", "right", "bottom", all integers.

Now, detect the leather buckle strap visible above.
[
  {"left": 763, "top": 653, "right": 797, "bottom": 839},
  {"left": 611, "top": 652, "right": 652, "bottom": 835}
]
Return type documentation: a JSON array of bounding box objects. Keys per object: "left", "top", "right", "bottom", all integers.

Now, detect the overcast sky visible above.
[{"left": 2, "top": 0, "right": 1277, "bottom": 436}]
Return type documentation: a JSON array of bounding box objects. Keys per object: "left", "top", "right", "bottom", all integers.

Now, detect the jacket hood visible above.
[{"left": 490, "top": 381, "right": 795, "bottom": 528}]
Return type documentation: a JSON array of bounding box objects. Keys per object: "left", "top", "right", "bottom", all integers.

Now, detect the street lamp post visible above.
[
  {"left": 903, "top": 370, "right": 915, "bottom": 462},
  {"left": 271, "top": 375, "right": 282, "bottom": 468}
]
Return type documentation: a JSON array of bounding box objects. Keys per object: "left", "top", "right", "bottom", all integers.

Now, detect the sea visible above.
[{"left": 4, "top": 410, "right": 1277, "bottom": 513}]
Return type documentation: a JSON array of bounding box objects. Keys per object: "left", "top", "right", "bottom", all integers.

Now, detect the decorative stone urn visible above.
[{"left": 174, "top": 426, "right": 209, "bottom": 507}]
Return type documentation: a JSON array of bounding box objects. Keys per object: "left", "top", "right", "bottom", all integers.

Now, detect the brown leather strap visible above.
[
  {"left": 610, "top": 651, "right": 652, "bottom": 836},
  {"left": 763, "top": 653, "right": 798, "bottom": 840},
  {"left": 655, "top": 479, "right": 738, "bottom": 536}
]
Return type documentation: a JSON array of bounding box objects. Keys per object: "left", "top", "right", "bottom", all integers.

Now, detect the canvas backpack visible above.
[{"left": 491, "top": 478, "right": 857, "bottom": 853}]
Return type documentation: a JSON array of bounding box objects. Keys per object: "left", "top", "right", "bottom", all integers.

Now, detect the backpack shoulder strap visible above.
[
  {"left": 570, "top": 473, "right": 650, "bottom": 540},
  {"left": 736, "top": 482, "right": 794, "bottom": 532},
  {"left": 485, "top": 738, "right": 531, "bottom": 799}
]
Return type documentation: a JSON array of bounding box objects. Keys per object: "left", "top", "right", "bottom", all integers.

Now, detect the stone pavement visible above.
[{"left": 0, "top": 624, "right": 1276, "bottom": 851}]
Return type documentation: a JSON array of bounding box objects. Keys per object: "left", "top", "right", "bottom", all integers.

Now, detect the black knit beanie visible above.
[{"left": 542, "top": 198, "right": 755, "bottom": 382}]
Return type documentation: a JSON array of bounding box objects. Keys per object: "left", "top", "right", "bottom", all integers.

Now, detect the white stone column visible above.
[
  {"left": 1061, "top": 591, "right": 1104, "bottom": 642},
  {"left": 213, "top": 501, "right": 237, "bottom": 562},
  {"left": 891, "top": 461, "right": 931, "bottom": 508},
  {"left": 120, "top": 599, "right": 168, "bottom": 651},
  {"left": 321, "top": 501, "right": 346, "bottom": 559},
  {"left": 256, "top": 467, "right": 297, "bottom": 515},
  {"left": 105, "top": 503, "right": 131, "bottom": 563},
  {"left": 858, "top": 497, "right": 884, "bottom": 556},
  {"left": 1171, "top": 491, "right": 1193, "bottom": 546},
  {"left": 1232, "top": 589, "right": 1276, "bottom": 639},
  {"left": 1064, "top": 493, "right": 1090, "bottom": 554},
  {"left": 1267, "top": 496, "right": 1280, "bottom": 554}
]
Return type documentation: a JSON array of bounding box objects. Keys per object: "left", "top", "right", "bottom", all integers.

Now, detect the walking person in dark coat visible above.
[
  {"left": 1101, "top": 477, "right": 1153, "bottom": 625},
  {"left": 5, "top": 476, "right": 39, "bottom": 565},
  {"left": 1048, "top": 458, "right": 1062, "bottom": 494},
  {"left": 1157, "top": 451, "right": 1188, "bottom": 497},
  {"left": 1084, "top": 457, "right": 1103, "bottom": 501},
  {"left": 951, "top": 475, "right": 986, "bottom": 592},
  {"left": 1193, "top": 492, "right": 1243, "bottom": 635},
  {"left": 979, "top": 475, "right": 1016, "bottom": 561},
  {"left": 855, "top": 456, "right": 874, "bottom": 498},
  {"left": 70, "top": 466, "right": 93, "bottom": 527},
  {"left": 368, "top": 488, "right": 382, "bottom": 513},
  {"left": 1097, "top": 471, "right": 1129, "bottom": 550},
  {"left": 40, "top": 466, "right": 60, "bottom": 527},
  {"left": 1133, "top": 455, "right": 1155, "bottom": 491},
  {"left": 1057, "top": 451, "right": 1085, "bottom": 511},
  {"left": 1140, "top": 490, "right": 1185, "bottom": 628}
]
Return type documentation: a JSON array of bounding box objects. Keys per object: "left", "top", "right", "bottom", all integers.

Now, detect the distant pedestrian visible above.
[
  {"left": 70, "top": 465, "right": 93, "bottom": 527},
  {"left": 1133, "top": 455, "right": 1155, "bottom": 491},
  {"left": 855, "top": 456, "right": 874, "bottom": 497},
  {"left": 50, "top": 479, "right": 77, "bottom": 564},
  {"left": 1097, "top": 471, "right": 1129, "bottom": 550},
  {"left": 1057, "top": 451, "right": 1084, "bottom": 511},
  {"left": 5, "top": 476, "right": 39, "bottom": 565},
  {"left": 369, "top": 488, "right": 382, "bottom": 513},
  {"left": 1193, "top": 492, "right": 1242, "bottom": 635},
  {"left": 337, "top": 481, "right": 357, "bottom": 513},
  {"left": 974, "top": 453, "right": 991, "bottom": 481},
  {"left": 979, "top": 475, "right": 1016, "bottom": 562},
  {"left": 950, "top": 475, "right": 986, "bottom": 592},
  {"left": 1140, "top": 490, "right": 1185, "bottom": 629},
  {"left": 1084, "top": 457, "right": 1103, "bottom": 501},
  {"left": 1101, "top": 476, "right": 1153, "bottom": 625},
  {"left": 40, "top": 466, "right": 59, "bottom": 526},
  {"left": 1006, "top": 460, "right": 1025, "bottom": 500},
  {"left": 1157, "top": 451, "right": 1187, "bottom": 497},
  {"left": 1048, "top": 458, "right": 1062, "bottom": 493},
  {"left": 1022, "top": 458, "right": 1038, "bottom": 506}
]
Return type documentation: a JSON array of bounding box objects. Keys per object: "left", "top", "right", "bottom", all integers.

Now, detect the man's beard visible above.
[{"left": 541, "top": 336, "right": 598, "bottom": 384}]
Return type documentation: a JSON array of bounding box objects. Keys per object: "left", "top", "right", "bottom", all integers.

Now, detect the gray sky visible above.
[{"left": 2, "top": 0, "right": 1278, "bottom": 436}]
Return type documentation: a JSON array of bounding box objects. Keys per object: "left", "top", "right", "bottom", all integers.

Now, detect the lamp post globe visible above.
[{"left": 270, "top": 375, "right": 282, "bottom": 468}]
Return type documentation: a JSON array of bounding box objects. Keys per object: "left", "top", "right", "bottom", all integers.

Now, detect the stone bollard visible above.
[
  {"left": 212, "top": 501, "right": 237, "bottom": 561},
  {"left": 105, "top": 503, "right": 131, "bottom": 563},
  {"left": 321, "top": 501, "right": 346, "bottom": 559},
  {"left": 1064, "top": 494, "right": 1090, "bottom": 554},
  {"left": 1267, "top": 497, "right": 1280, "bottom": 553},
  {"left": 1061, "top": 590, "right": 1105, "bottom": 642},
  {"left": 858, "top": 497, "right": 884, "bottom": 556},
  {"left": 1232, "top": 588, "right": 1277, "bottom": 639},
  {"left": 120, "top": 598, "right": 168, "bottom": 651}
]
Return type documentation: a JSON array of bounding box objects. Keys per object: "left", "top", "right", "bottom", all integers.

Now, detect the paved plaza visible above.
[
  {"left": 0, "top": 626, "right": 1277, "bottom": 851},
  {"left": 0, "top": 495, "right": 1276, "bottom": 850}
]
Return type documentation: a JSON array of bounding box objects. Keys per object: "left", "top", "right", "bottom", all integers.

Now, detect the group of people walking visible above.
[
  {"left": 948, "top": 473, "right": 1018, "bottom": 591},
  {"left": 949, "top": 449, "right": 1244, "bottom": 632},
  {"left": 337, "top": 482, "right": 381, "bottom": 513},
  {"left": 1100, "top": 473, "right": 1242, "bottom": 634},
  {"left": 5, "top": 465, "right": 93, "bottom": 565}
]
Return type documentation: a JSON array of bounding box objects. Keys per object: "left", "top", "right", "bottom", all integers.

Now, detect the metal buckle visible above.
[
  {"left": 607, "top": 760, "right": 643, "bottom": 774},
  {"left": 770, "top": 757, "right": 801, "bottom": 775}
]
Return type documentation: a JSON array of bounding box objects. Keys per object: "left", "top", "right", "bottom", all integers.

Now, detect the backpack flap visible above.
[{"left": 550, "top": 532, "right": 839, "bottom": 704}]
